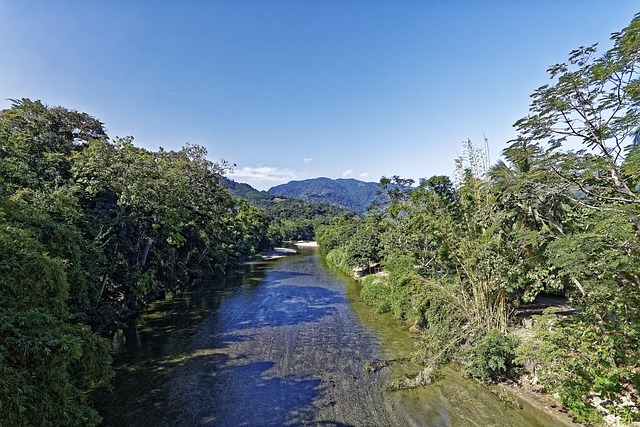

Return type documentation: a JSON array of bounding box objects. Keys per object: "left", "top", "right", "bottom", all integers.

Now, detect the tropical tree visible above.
[
  {"left": 0, "top": 211, "right": 113, "bottom": 427},
  {"left": 0, "top": 100, "right": 113, "bottom": 426},
  {"left": 511, "top": 13, "right": 640, "bottom": 421},
  {"left": 514, "top": 14, "right": 640, "bottom": 225},
  {"left": 0, "top": 98, "right": 276, "bottom": 425},
  {"left": 0, "top": 99, "right": 106, "bottom": 195}
]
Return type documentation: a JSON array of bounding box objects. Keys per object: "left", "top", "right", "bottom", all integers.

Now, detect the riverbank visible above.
[
  {"left": 294, "top": 240, "right": 319, "bottom": 247},
  {"left": 327, "top": 254, "right": 587, "bottom": 426},
  {"left": 495, "top": 381, "right": 581, "bottom": 427},
  {"left": 246, "top": 247, "right": 298, "bottom": 263},
  {"left": 246, "top": 242, "right": 318, "bottom": 263}
]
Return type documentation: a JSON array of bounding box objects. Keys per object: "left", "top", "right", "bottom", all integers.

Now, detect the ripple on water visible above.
[{"left": 100, "top": 252, "right": 574, "bottom": 427}]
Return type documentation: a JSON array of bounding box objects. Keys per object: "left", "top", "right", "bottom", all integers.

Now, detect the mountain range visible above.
[
  {"left": 223, "top": 177, "right": 382, "bottom": 214},
  {"left": 268, "top": 178, "right": 381, "bottom": 214}
]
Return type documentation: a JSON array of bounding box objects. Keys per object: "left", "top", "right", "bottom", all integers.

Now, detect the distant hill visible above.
[
  {"left": 221, "top": 177, "right": 352, "bottom": 241},
  {"left": 222, "top": 178, "right": 273, "bottom": 206},
  {"left": 268, "top": 178, "right": 381, "bottom": 214},
  {"left": 223, "top": 177, "right": 345, "bottom": 215}
]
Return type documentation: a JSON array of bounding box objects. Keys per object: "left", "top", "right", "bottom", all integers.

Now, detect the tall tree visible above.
[
  {"left": 511, "top": 14, "right": 640, "bottom": 419},
  {"left": 0, "top": 100, "right": 113, "bottom": 426},
  {"left": 514, "top": 14, "right": 640, "bottom": 227},
  {"left": 0, "top": 99, "right": 106, "bottom": 195}
]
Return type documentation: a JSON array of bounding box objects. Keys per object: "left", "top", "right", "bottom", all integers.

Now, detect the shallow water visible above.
[{"left": 97, "top": 249, "right": 567, "bottom": 426}]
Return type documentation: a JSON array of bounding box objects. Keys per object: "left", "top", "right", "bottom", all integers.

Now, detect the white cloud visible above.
[
  {"left": 303, "top": 157, "right": 312, "bottom": 164},
  {"left": 359, "top": 172, "right": 370, "bottom": 179},
  {"left": 228, "top": 166, "right": 297, "bottom": 190},
  {"left": 341, "top": 169, "right": 353, "bottom": 177}
]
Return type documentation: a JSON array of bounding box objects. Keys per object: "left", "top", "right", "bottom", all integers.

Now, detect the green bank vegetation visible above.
[
  {"left": 319, "top": 14, "right": 640, "bottom": 425},
  {"left": 0, "top": 95, "right": 354, "bottom": 425},
  {"left": 0, "top": 99, "right": 281, "bottom": 425}
]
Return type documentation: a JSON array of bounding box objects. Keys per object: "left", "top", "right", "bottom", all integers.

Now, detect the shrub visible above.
[
  {"left": 325, "top": 246, "right": 352, "bottom": 276},
  {"left": 413, "top": 278, "right": 466, "bottom": 366},
  {"left": 360, "top": 255, "right": 424, "bottom": 323},
  {"left": 467, "top": 330, "right": 517, "bottom": 381},
  {"left": 360, "top": 275, "right": 392, "bottom": 313}
]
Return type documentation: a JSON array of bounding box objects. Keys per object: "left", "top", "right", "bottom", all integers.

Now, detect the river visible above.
[{"left": 97, "top": 248, "right": 570, "bottom": 426}]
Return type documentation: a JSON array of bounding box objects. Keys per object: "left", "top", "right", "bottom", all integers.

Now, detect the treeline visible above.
[
  {"left": 224, "top": 177, "right": 354, "bottom": 241},
  {"left": 318, "top": 14, "right": 640, "bottom": 424},
  {"left": 0, "top": 100, "right": 273, "bottom": 425}
]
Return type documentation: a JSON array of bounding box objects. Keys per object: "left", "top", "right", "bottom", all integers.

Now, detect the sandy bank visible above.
[{"left": 249, "top": 247, "right": 298, "bottom": 262}]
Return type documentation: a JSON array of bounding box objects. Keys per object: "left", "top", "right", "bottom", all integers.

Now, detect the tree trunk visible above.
[
  {"left": 124, "top": 316, "right": 142, "bottom": 348},
  {"left": 140, "top": 236, "right": 154, "bottom": 267}
]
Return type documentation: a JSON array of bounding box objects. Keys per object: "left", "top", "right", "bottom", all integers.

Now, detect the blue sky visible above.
[{"left": 1, "top": 1, "right": 638, "bottom": 190}]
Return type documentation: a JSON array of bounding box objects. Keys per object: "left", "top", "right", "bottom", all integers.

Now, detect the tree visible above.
[
  {"left": 511, "top": 14, "right": 640, "bottom": 420},
  {"left": 0, "top": 100, "right": 115, "bottom": 425},
  {"left": 72, "top": 138, "right": 243, "bottom": 335},
  {"left": 488, "top": 138, "right": 569, "bottom": 301},
  {"left": 0, "top": 200, "right": 112, "bottom": 427},
  {"left": 0, "top": 98, "right": 276, "bottom": 424},
  {"left": 0, "top": 99, "right": 106, "bottom": 196},
  {"left": 513, "top": 12, "right": 640, "bottom": 339},
  {"left": 514, "top": 14, "right": 640, "bottom": 227},
  {"left": 344, "top": 215, "right": 383, "bottom": 270}
]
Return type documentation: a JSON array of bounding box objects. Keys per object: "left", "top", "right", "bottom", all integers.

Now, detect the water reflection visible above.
[{"left": 98, "top": 250, "right": 570, "bottom": 427}]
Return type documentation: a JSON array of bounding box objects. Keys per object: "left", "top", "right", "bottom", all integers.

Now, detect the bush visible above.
[
  {"left": 325, "top": 246, "right": 352, "bottom": 276},
  {"left": 360, "top": 256, "right": 424, "bottom": 323},
  {"left": 467, "top": 330, "right": 517, "bottom": 381},
  {"left": 560, "top": 380, "right": 604, "bottom": 425},
  {"left": 514, "top": 309, "right": 568, "bottom": 391},
  {"left": 413, "top": 278, "right": 466, "bottom": 366},
  {"left": 360, "top": 275, "right": 392, "bottom": 313}
]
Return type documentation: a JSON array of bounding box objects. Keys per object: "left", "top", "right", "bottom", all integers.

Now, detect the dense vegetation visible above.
[
  {"left": 319, "top": 14, "right": 640, "bottom": 425},
  {"left": 0, "top": 100, "right": 274, "bottom": 426},
  {"left": 4, "top": 12, "right": 640, "bottom": 427},
  {"left": 224, "top": 177, "right": 354, "bottom": 241},
  {"left": 268, "top": 177, "right": 383, "bottom": 214}
]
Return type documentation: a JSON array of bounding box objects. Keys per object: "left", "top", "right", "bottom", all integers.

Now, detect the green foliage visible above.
[
  {"left": 0, "top": 213, "right": 112, "bottom": 427},
  {"left": 316, "top": 216, "right": 357, "bottom": 256},
  {"left": 466, "top": 330, "right": 517, "bottom": 382},
  {"left": 515, "top": 308, "right": 640, "bottom": 424},
  {"left": 560, "top": 379, "right": 605, "bottom": 425},
  {"left": 411, "top": 277, "right": 467, "bottom": 367},
  {"left": 514, "top": 309, "right": 570, "bottom": 391},
  {"left": 325, "top": 246, "right": 353, "bottom": 276},
  {"left": 505, "top": 19, "right": 640, "bottom": 411},
  {"left": 0, "top": 99, "right": 107, "bottom": 196},
  {"left": 322, "top": 14, "right": 640, "bottom": 422},
  {"left": 0, "top": 99, "right": 276, "bottom": 424},
  {"left": 361, "top": 255, "right": 425, "bottom": 323},
  {"left": 360, "top": 275, "right": 392, "bottom": 313},
  {"left": 343, "top": 216, "right": 382, "bottom": 270},
  {"left": 68, "top": 136, "right": 275, "bottom": 332}
]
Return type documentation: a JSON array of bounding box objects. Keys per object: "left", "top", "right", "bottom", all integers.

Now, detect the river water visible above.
[{"left": 97, "top": 248, "right": 569, "bottom": 426}]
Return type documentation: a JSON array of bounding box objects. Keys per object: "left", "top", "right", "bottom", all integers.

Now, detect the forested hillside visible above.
[
  {"left": 0, "top": 100, "right": 273, "bottom": 426},
  {"left": 319, "top": 14, "right": 640, "bottom": 425},
  {"left": 223, "top": 177, "right": 353, "bottom": 241},
  {"left": 268, "top": 177, "right": 382, "bottom": 214}
]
